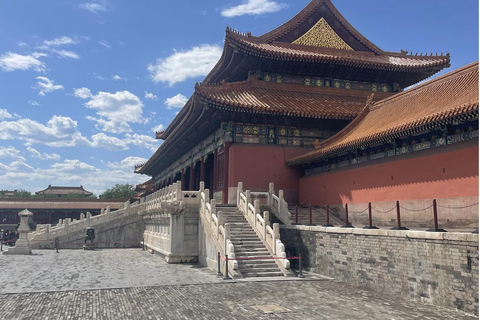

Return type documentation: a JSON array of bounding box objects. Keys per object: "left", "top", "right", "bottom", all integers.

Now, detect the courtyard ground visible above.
[{"left": 0, "top": 248, "right": 476, "bottom": 319}]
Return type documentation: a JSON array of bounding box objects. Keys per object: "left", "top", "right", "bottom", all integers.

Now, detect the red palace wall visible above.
[
  {"left": 227, "top": 144, "right": 307, "bottom": 203},
  {"left": 299, "top": 140, "right": 479, "bottom": 206}
]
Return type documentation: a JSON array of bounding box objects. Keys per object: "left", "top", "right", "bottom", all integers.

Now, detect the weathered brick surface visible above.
[
  {"left": 281, "top": 227, "right": 479, "bottom": 315},
  {"left": 0, "top": 281, "right": 476, "bottom": 320}
]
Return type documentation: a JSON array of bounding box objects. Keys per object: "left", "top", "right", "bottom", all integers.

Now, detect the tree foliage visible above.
[
  {"left": 15, "top": 189, "right": 32, "bottom": 198},
  {"left": 99, "top": 184, "right": 136, "bottom": 199}
]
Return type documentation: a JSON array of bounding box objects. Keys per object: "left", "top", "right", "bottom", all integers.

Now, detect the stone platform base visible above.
[{"left": 3, "top": 246, "right": 32, "bottom": 255}]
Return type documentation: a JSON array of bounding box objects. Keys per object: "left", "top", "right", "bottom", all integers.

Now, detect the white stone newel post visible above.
[
  {"left": 268, "top": 183, "right": 274, "bottom": 207},
  {"left": 86, "top": 212, "right": 91, "bottom": 228},
  {"left": 64, "top": 218, "right": 71, "bottom": 234},
  {"left": 273, "top": 223, "right": 280, "bottom": 255},
  {"left": 211, "top": 199, "right": 216, "bottom": 216},
  {"left": 264, "top": 211, "right": 269, "bottom": 241},
  {"left": 200, "top": 181, "right": 205, "bottom": 192},
  {"left": 254, "top": 200, "right": 260, "bottom": 228},
  {"left": 237, "top": 182, "right": 243, "bottom": 206},
  {"left": 278, "top": 190, "right": 284, "bottom": 216},
  {"left": 217, "top": 211, "right": 223, "bottom": 239},
  {"left": 45, "top": 224, "right": 50, "bottom": 240},
  {"left": 204, "top": 189, "right": 210, "bottom": 214},
  {"left": 58, "top": 219, "right": 63, "bottom": 226},
  {"left": 80, "top": 213, "right": 85, "bottom": 221},
  {"left": 175, "top": 181, "right": 182, "bottom": 201},
  {"left": 224, "top": 223, "right": 231, "bottom": 254},
  {"left": 245, "top": 190, "right": 251, "bottom": 215}
]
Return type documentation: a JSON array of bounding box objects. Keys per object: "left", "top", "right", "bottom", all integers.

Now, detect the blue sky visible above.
[{"left": 0, "top": 0, "right": 478, "bottom": 195}]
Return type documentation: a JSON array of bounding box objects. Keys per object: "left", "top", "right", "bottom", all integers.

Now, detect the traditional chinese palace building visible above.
[
  {"left": 136, "top": 0, "right": 475, "bottom": 213},
  {"left": 35, "top": 185, "right": 94, "bottom": 198}
]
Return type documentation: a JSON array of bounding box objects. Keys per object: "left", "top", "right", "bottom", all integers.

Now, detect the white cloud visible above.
[
  {"left": 53, "top": 50, "right": 80, "bottom": 59},
  {"left": 107, "top": 156, "right": 148, "bottom": 170},
  {"left": 79, "top": 1, "right": 107, "bottom": 14},
  {"left": 0, "top": 109, "right": 13, "bottom": 120},
  {"left": 28, "top": 100, "right": 41, "bottom": 106},
  {"left": 73, "top": 87, "right": 93, "bottom": 99},
  {"left": 221, "top": 0, "right": 286, "bottom": 17},
  {"left": 51, "top": 159, "right": 96, "bottom": 172},
  {"left": 148, "top": 44, "right": 222, "bottom": 86},
  {"left": 91, "top": 133, "right": 128, "bottom": 151},
  {"left": 26, "top": 146, "right": 61, "bottom": 161},
  {"left": 152, "top": 124, "right": 165, "bottom": 133},
  {"left": 75, "top": 89, "right": 145, "bottom": 134},
  {"left": 144, "top": 91, "right": 158, "bottom": 101},
  {"left": 0, "top": 115, "right": 90, "bottom": 148},
  {"left": 0, "top": 52, "right": 46, "bottom": 72},
  {"left": 112, "top": 74, "right": 127, "bottom": 81},
  {"left": 98, "top": 40, "right": 111, "bottom": 49},
  {"left": 0, "top": 157, "right": 148, "bottom": 196},
  {"left": 42, "top": 36, "right": 77, "bottom": 48},
  {"left": 36, "top": 76, "right": 64, "bottom": 96},
  {"left": 0, "top": 146, "right": 25, "bottom": 161},
  {"left": 165, "top": 93, "right": 188, "bottom": 109},
  {"left": 123, "top": 133, "right": 159, "bottom": 152},
  {"left": 18, "top": 42, "right": 27, "bottom": 47}
]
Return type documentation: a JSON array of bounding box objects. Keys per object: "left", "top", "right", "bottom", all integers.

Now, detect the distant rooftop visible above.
[{"left": 35, "top": 185, "right": 93, "bottom": 197}]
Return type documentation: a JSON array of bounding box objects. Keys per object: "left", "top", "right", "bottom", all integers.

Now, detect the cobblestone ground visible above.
[{"left": 0, "top": 249, "right": 476, "bottom": 319}]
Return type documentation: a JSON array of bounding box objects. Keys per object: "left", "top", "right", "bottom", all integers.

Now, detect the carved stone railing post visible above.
[
  {"left": 200, "top": 181, "right": 205, "bottom": 192},
  {"left": 224, "top": 223, "right": 231, "bottom": 254},
  {"left": 273, "top": 223, "right": 280, "bottom": 255},
  {"left": 237, "top": 182, "right": 243, "bottom": 206},
  {"left": 211, "top": 199, "right": 216, "bottom": 216},
  {"left": 245, "top": 190, "right": 251, "bottom": 215},
  {"left": 85, "top": 212, "right": 91, "bottom": 228},
  {"left": 268, "top": 183, "right": 274, "bottom": 207},
  {"left": 175, "top": 181, "right": 182, "bottom": 201},
  {"left": 254, "top": 200, "right": 260, "bottom": 228},
  {"left": 264, "top": 211, "right": 269, "bottom": 241},
  {"left": 278, "top": 190, "right": 284, "bottom": 216},
  {"left": 80, "top": 213, "right": 85, "bottom": 221}
]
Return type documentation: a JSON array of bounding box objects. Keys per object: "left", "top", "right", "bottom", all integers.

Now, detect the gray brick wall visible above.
[{"left": 281, "top": 226, "right": 479, "bottom": 315}]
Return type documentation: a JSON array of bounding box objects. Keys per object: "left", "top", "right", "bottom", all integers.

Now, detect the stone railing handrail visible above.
[
  {"left": 199, "top": 182, "right": 237, "bottom": 274},
  {"left": 29, "top": 200, "right": 134, "bottom": 242},
  {"left": 236, "top": 182, "right": 290, "bottom": 270},
  {"left": 267, "top": 183, "right": 292, "bottom": 225}
]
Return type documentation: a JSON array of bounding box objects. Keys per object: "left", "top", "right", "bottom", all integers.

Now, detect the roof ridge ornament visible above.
[{"left": 366, "top": 93, "right": 375, "bottom": 110}]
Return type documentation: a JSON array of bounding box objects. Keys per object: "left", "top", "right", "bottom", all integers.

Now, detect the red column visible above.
[
  {"left": 213, "top": 149, "right": 218, "bottom": 192},
  {"left": 200, "top": 157, "right": 206, "bottom": 183},
  {"left": 223, "top": 142, "right": 231, "bottom": 204},
  {"left": 181, "top": 168, "right": 185, "bottom": 190},
  {"left": 189, "top": 163, "right": 195, "bottom": 191}
]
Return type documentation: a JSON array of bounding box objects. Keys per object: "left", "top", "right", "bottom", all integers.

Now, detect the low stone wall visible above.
[{"left": 280, "top": 225, "right": 479, "bottom": 315}]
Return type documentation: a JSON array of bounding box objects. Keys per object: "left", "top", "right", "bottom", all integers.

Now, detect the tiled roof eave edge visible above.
[
  {"left": 287, "top": 107, "right": 479, "bottom": 166},
  {"left": 232, "top": 42, "right": 449, "bottom": 72},
  {"left": 206, "top": 102, "right": 357, "bottom": 120}
]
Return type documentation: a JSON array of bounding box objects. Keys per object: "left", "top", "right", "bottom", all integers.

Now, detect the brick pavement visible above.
[{"left": 0, "top": 249, "right": 476, "bottom": 319}]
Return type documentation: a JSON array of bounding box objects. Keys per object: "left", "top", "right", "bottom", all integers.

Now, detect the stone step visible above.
[
  {"left": 230, "top": 241, "right": 264, "bottom": 246},
  {"left": 234, "top": 248, "right": 269, "bottom": 253},
  {"left": 242, "top": 271, "right": 284, "bottom": 277},
  {"left": 237, "top": 259, "right": 279, "bottom": 265},
  {"left": 235, "top": 251, "right": 270, "bottom": 256},
  {"left": 238, "top": 267, "right": 280, "bottom": 273}
]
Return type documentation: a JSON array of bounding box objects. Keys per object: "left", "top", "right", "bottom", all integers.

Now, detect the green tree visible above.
[
  {"left": 99, "top": 184, "right": 136, "bottom": 199},
  {"left": 15, "top": 189, "right": 32, "bottom": 198}
]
